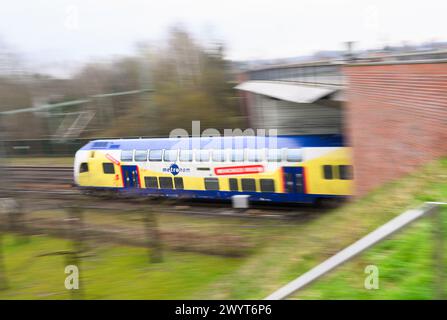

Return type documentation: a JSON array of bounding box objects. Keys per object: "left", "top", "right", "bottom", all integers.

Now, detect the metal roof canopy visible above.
[{"left": 235, "top": 81, "right": 338, "bottom": 104}]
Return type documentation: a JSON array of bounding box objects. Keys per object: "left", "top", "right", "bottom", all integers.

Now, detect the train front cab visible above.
[{"left": 75, "top": 150, "right": 123, "bottom": 189}]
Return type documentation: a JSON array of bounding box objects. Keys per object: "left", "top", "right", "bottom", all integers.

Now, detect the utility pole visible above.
[
  {"left": 0, "top": 115, "right": 9, "bottom": 291},
  {"left": 0, "top": 210, "right": 8, "bottom": 291},
  {"left": 344, "top": 41, "right": 356, "bottom": 62},
  {"left": 138, "top": 47, "right": 157, "bottom": 136},
  {"left": 66, "top": 205, "right": 85, "bottom": 299}
]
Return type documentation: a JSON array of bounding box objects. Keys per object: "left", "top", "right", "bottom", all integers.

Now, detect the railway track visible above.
[
  {"left": 0, "top": 165, "right": 331, "bottom": 219},
  {"left": 0, "top": 166, "right": 73, "bottom": 190}
]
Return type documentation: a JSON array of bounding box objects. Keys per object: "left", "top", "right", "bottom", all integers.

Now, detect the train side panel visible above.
[
  {"left": 304, "top": 147, "right": 353, "bottom": 196},
  {"left": 74, "top": 136, "right": 353, "bottom": 203}
]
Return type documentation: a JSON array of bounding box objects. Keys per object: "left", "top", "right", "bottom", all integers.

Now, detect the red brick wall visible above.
[{"left": 344, "top": 62, "right": 447, "bottom": 195}]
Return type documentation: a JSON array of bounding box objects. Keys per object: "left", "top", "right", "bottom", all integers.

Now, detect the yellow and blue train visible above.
[{"left": 74, "top": 135, "right": 353, "bottom": 204}]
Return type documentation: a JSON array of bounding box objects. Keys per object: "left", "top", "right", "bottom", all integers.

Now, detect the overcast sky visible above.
[{"left": 1, "top": 0, "right": 447, "bottom": 75}]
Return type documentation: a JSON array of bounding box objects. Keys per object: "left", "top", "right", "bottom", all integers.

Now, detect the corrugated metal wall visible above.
[{"left": 251, "top": 94, "right": 343, "bottom": 135}]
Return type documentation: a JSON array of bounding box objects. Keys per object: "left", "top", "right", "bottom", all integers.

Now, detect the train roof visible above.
[{"left": 80, "top": 134, "right": 345, "bottom": 151}]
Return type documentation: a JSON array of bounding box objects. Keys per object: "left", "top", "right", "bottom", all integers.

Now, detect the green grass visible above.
[
  {"left": 2, "top": 157, "right": 73, "bottom": 167},
  {"left": 295, "top": 206, "right": 447, "bottom": 299},
  {"left": 0, "top": 158, "right": 446, "bottom": 299},
  {"left": 0, "top": 234, "right": 242, "bottom": 299}
]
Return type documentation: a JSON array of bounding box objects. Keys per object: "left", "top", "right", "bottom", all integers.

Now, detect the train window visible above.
[
  {"left": 174, "top": 177, "right": 184, "bottom": 189},
  {"left": 179, "top": 150, "right": 193, "bottom": 162},
  {"left": 229, "top": 178, "right": 239, "bottom": 191},
  {"left": 102, "top": 163, "right": 115, "bottom": 174},
  {"left": 144, "top": 176, "right": 158, "bottom": 189},
  {"left": 121, "top": 150, "right": 133, "bottom": 162},
  {"left": 80, "top": 162, "right": 89, "bottom": 173},
  {"left": 287, "top": 149, "right": 303, "bottom": 162},
  {"left": 92, "top": 141, "right": 108, "bottom": 148},
  {"left": 164, "top": 149, "right": 178, "bottom": 162},
  {"left": 212, "top": 150, "right": 226, "bottom": 162},
  {"left": 241, "top": 178, "right": 256, "bottom": 192},
  {"left": 197, "top": 150, "right": 210, "bottom": 162},
  {"left": 134, "top": 150, "right": 148, "bottom": 161},
  {"left": 149, "top": 149, "right": 163, "bottom": 161},
  {"left": 323, "top": 165, "right": 333, "bottom": 179},
  {"left": 267, "top": 149, "right": 282, "bottom": 162},
  {"left": 247, "top": 149, "right": 263, "bottom": 162},
  {"left": 204, "top": 178, "right": 219, "bottom": 190},
  {"left": 230, "top": 149, "right": 244, "bottom": 162},
  {"left": 260, "top": 179, "right": 275, "bottom": 192},
  {"left": 339, "top": 165, "right": 353, "bottom": 180},
  {"left": 159, "top": 177, "right": 174, "bottom": 189}
]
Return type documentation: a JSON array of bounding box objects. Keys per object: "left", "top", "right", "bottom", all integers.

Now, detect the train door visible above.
[
  {"left": 121, "top": 165, "right": 140, "bottom": 188},
  {"left": 283, "top": 167, "right": 305, "bottom": 194}
]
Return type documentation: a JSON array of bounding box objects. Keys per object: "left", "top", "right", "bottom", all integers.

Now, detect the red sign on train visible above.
[
  {"left": 106, "top": 153, "right": 121, "bottom": 166},
  {"left": 214, "top": 165, "right": 264, "bottom": 175}
]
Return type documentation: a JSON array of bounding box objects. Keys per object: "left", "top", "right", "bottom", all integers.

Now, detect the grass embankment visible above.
[
  {"left": 197, "top": 158, "right": 447, "bottom": 299},
  {"left": 0, "top": 158, "right": 446, "bottom": 299},
  {"left": 295, "top": 206, "right": 447, "bottom": 299}
]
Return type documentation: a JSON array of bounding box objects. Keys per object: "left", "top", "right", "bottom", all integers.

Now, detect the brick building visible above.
[
  {"left": 237, "top": 54, "right": 447, "bottom": 196},
  {"left": 344, "top": 60, "right": 447, "bottom": 195}
]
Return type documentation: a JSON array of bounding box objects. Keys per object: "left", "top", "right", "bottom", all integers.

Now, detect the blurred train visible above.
[{"left": 73, "top": 135, "right": 353, "bottom": 204}]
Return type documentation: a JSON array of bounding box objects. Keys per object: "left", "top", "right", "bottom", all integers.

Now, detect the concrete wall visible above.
[{"left": 344, "top": 61, "right": 447, "bottom": 195}]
